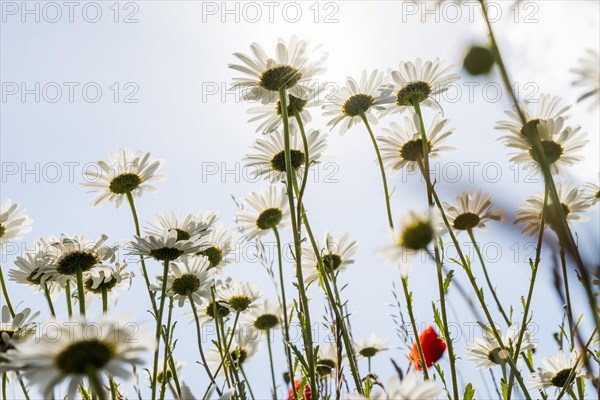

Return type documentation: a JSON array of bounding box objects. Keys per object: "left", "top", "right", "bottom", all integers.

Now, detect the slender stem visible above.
[
  {"left": 467, "top": 229, "right": 510, "bottom": 324},
  {"left": 43, "top": 282, "right": 56, "bottom": 317},
  {"left": 16, "top": 373, "right": 30, "bottom": 400},
  {"left": 0, "top": 266, "right": 15, "bottom": 317},
  {"left": 160, "top": 298, "right": 174, "bottom": 400},
  {"left": 189, "top": 293, "right": 221, "bottom": 395},
  {"left": 212, "top": 290, "right": 234, "bottom": 390},
  {"left": 278, "top": 87, "right": 317, "bottom": 395},
  {"left": 75, "top": 267, "right": 86, "bottom": 316},
  {"left": 266, "top": 329, "right": 278, "bottom": 399},
  {"left": 109, "top": 377, "right": 118, "bottom": 400},
  {"left": 151, "top": 259, "right": 170, "bottom": 400},
  {"left": 65, "top": 280, "right": 73, "bottom": 318},
  {"left": 359, "top": 112, "right": 394, "bottom": 229},
  {"left": 87, "top": 370, "right": 107, "bottom": 400},
  {"left": 239, "top": 365, "right": 256, "bottom": 400},
  {"left": 101, "top": 286, "right": 109, "bottom": 314},
  {"left": 272, "top": 226, "right": 296, "bottom": 395},
  {"left": 401, "top": 276, "right": 429, "bottom": 379},
  {"left": 412, "top": 104, "right": 459, "bottom": 400},
  {"left": 560, "top": 248, "right": 576, "bottom": 350},
  {"left": 367, "top": 357, "right": 372, "bottom": 374},
  {"left": 205, "top": 312, "right": 240, "bottom": 380},
  {"left": 2, "top": 373, "right": 7, "bottom": 400}
]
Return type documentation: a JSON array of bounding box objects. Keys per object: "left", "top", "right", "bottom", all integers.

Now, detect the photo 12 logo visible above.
[
  {"left": 201, "top": 1, "right": 340, "bottom": 23},
  {"left": 1, "top": 1, "right": 139, "bottom": 23}
]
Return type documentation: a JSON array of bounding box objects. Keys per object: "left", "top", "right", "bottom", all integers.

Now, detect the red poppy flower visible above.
[
  {"left": 410, "top": 325, "right": 447, "bottom": 371},
  {"left": 288, "top": 379, "right": 311, "bottom": 400}
]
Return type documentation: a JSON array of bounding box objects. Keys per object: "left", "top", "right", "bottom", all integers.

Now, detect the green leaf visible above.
[
  {"left": 443, "top": 270, "right": 454, "bottom": 294},
  {"left": 463, "top": 383, "right": 476, "bottom": 400}
]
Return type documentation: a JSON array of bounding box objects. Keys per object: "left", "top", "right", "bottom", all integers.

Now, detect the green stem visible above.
[
  {"left": 278, "top": 87, "right": 317, "bottom": 395},
  {"left": 151, "top": 259, "right": 170, "bottom": 400},
  {"left": 101, "top": 286, "right": 109, "bottom": 314},
  {"left": 266, "top": 329, "right": 277, "bottom": 399},
  {"left": 16, "top": 373, "right": 30, "bottom": 400},
  {"left": 412, "top": 103, "right": 459, "bottom": 400},
  {"left": 65, "top": 280, "right": 73, "bottom": 318},
  {"left": 272, "top": 226, "right": 296, "bottom": 397},
  {"left": 359, "top": 112, "right": 394, "bottom": 229},
  {"left": 560, "top": 247, "right": 576, "bottom": 350},
  {"left": 0, "top": 266, "right": 15, "bottom": 317},
  {"left": 212, "top": 289, "right": 234, "bottom": 390},
  {"left": 467, "top": 229, "right": 510, "bottom": 324},
  {"left": 401, "top": 276, "right": 429, "bottom": 379},
  {"left": 239, "top": 365, "right": 256, "bottom": 400},
  {"left": 109, "top": 376, "right": 118, "bottom": 400},
  {"left": 189, "top": 293, "right": 221, "bottom": 396},
  {"left": 75, "top": 267, "right": 86, "bottom": 316},
  {"left": 43, "top": 282, "right": 56, "bottom": 317},
  {"left": 160, "top": 298, "right": 174, "bottom": 400},
  {"left": 2, "top": 373, "right": 7, "bottom": 400}
]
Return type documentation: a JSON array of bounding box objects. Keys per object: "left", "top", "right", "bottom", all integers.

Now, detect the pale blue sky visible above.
[{"left": 1, "top": 1, "right": 599, "bottom": 399}]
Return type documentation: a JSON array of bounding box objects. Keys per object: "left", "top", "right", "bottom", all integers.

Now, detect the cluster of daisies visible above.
[{"left": 0, "top": 34, "right": 598, "bottom": 400}]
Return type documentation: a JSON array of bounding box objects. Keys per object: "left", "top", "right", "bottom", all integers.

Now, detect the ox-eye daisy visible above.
[
  {"left": 301, "top": 232, "right": 358, "bottom": 284},
  {"left": 0, "top": 306, "right": 38, "bottom": 357},
  {"left": 235, "top": 185, "right": 289, "bottom": 241},
  {"left": 0, "top": 199, "right": 32, "bottom": 253},
  {"left": 229, "top": 36, "right": 326, "bottom": 104},
  {"left": 10, "top": 252, "right": 60, "bottom": 298},
  {"left": 322, "top": 70, "right": 394, "bottom": 135},
  {"left": 530, "top": 349, "right": 586, "bottom": 392},
  {"left": 217, "top": 278, "right": 261, "bottom": 313},
  {"left": 245, "top": 299, "right": 283, "bottom": 331},
  {"left": 571, "top": 49, "right": 600, "bottom": 109},
  {"left": 129, "top": 229, "right": 206, "bottom": 262},
  {"left": 81, "top": 262, "right": 134, "bottom": 307},
  {"left": 443, "top": 189, "right": 504, "bottom": 232},
  {"left": 144, "top": 212, "right": 213, "bottom": 242},
  {"left": 196, "top": 224, "right": 235, "bottom": 270},
  {"left": 206, "top": 329, "right": 259, "bottom": 374},
  {"left": 466, "top": 326, "right": 535, "bottom": 369},
  {"left": 81, "top": 148, "right": 164, "bottom": 208},
  {"left": 583, "top": 173, "right": 600, "bottom": 206},
  {"left": 347, "top": 373, "right": 443, "bottom": 400},
  {"left": 244, "top": 125, "right": 328, "bottom": 183},
  {"left": 152, "top": 256, "right": 214, "bottom": 307}
]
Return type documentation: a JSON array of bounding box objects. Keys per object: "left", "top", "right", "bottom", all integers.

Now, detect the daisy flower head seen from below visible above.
[
  {"left": 380, "top": 208, "right": 442, "bottom": 277},
  {"left": 316, "top": 344, "right": 339, "bottom": 377},
  {"left": 322, "top": 70, "right": 395, "bottom": 135},
  {"left": 245, "top": 299, "right": 283, "bottom": 331},
  {"left": 2, "top": 316, "right": 150, "bottom": 400},
  {"left": 234, "top": 185, "right": 290, "bottom": 241},
  {"left": 443, "top": 189, "right": 504, "bottom": 232},
  {"left": 383, "top": 58, "right": 460, "bottom": 115},
  {"left": 301, "top": 231, "right": 358, "bottom": 284},
  {"left": 466, "top": 326, "right": 535, "bottom": 369},
  {"left": 10, "top": 251, "right": 60, "bottom": 298},
  {"left": 0, "top": 306, "right": 39, "bottom": 356},
  {"left": 229, "top": 36, "right": 326, "bottom": 104},
  {"left": 410, "top": 325, "right": 446, "bottom": 371},
  {"left": 571, "top": 49, "right": 600, "bottom": 109},
  {"left": 217, "top": 278, "right": 262, "bottom": 313},
  {"left": 378, "top": 112, "right": 454, "bottom": 174},
  {"left": 515, "top": 184, "right": 590, "bottom": 237},
  {"left": 500, "top": 117, "right": 588, "bottom": 176},
  {"left": 495, "top": 93, "right": 571, "bottom": 137},
  {"left": 195, "top": 224, "right": 236, "bottom": 270},
  {"left": 81, "top": 148, "right": 164, "bottom": 208},
  {"left": 82, "top": 262, "right": 134, "bottom": 306},
  {"left": 244, "top": 124, "right": 328, "bottom": 183},
  {"left": 144, "top": 212, "right": 213, "bottom": 243},
  {"left": 530, "top": 349, "right": 586, "bottom": 392},
  {"left": 152, "top": 255, "right": 214, "bottom": 307},
  {"left": 40, "top": 234, "right": 117, "bottom": 283},
  {"left": 0, "top": 199, "right": 32, "bottom": 253},
  {"left": 129, "top": 228, "right": 207, "bottom": 262},
  {"left": 583, "top": 173, "right": 600, "bottom": 206},
  {"left": 206, "top": 329, "right": 259, "bottom": 374},
  {"left": 247, "top": 83, "right": 327, "bottom": 134},
  {"left": 347, "top": 373, "right": 443, "bottom": 400},
  {"left": 355, "top": 334, "right": 388, "bottom": 359}
]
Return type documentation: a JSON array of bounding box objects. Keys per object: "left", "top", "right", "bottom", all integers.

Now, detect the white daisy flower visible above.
[
  {"left": 301, "top": 232, "right": 358, "bottom": 284},
  {"left": 206, "top": 329, "right": 260, "bottom": 374},
  {"left": 316, "top": 344, "right": 339, "bottom": 377},
  {"left": 495, "top": 93, "right": 571, "bottom": 137},
  {"left": 81, "top": 148, "right": 164, "bottom": 208},
  {"left": 0, "top": 199, "right": 32, "bottom": 253},
  {"left": 500, "top": 117, "right": 588, "bottom": 176},
  {"left": 189, "top": 295, "right": 232, "bottom": 322},
  {"left": 244, "top": 299, "right": 283, "bottom": 331},
  {"left": 154, "top": 358, "right": 185, "bottom": 385},
  {"left": 530, "top": 349, "right": 586, "bottom": 391},
  {"left": 582, "top": 173, "right": 600, "bottom": 206},
  {"left": 144, "top": 212, "right": 213, "bottom": 242},
  {"left": 234, "top": 185, "right": 290, "bottom": 241},
  {"left": 129, "top": 229, "right": 207, "bottom": 262},
  {"left": 244, "top": 125, "right": 328, "bottom": 183},
  {"left": 2, "top": 316, "right": 150, "bottom": 400},
  {"left": 466, "top": 326, "right": 535, "bottom": 369},
  {"left": 383, "top": 58, "right": 460, "bottom": 115},
  {"left": 217, "top": 278, "right": 261, "bottom": 313},
  {"left": 151, "top": 256, "right": 214, "bottom": 307},
  {"left": 195, "top": 224, "right": 236, "bottom": 270},
  {"left": 378, "top": 112, "right": 454, "bottom": 174},
  {"left": 515, "top": 184, "right": 590, "bottom": 236},
  {"left": 80, "top": 262, "right": 134, "bottom": 306},
  {"left": 229, "top": 36, "right": 326, "bottom": 104},
  {"left": 348, "top": 372, "right": 443, "bottom": 400},
  {"left": 0, "top": 306, "right": 38, "bottom": 357},
  {"left": 40, "top": 234, "right": 117, "bottom": 283},
  {"left": 247, "top": 84, "right": 326, "bottom": 134},
  {"left": 443, "top": 189, "right": 504, "bottom": 232},
  {"left": 10, "top": 252, "right": 60, "bottom": 298},
  {"left": 322, "top": 70, "right": 395, "bottom": 135},
  {"left": 571, "top": 49, "right": 600, "bottom": 109},
  {"left": 355, "top": 334, "right": 388, "bottom": 359}
]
